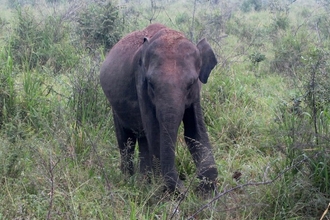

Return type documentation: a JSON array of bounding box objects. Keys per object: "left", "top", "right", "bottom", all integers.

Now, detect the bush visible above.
[
  {"left": 68, "top": 57, "right": 110, "bottom": 126},
  {"left": 270, "top": 43, "right": 330, "bottom": 218},
  {"left": 240, "top": 0, "right": 263, "bottom": 12},
  {"left": 0, "top": 49, "right": 16, "bottom": 128},
  {"left": 302, "top": 47, "right": 330, "bottom": 112},
  {"left": 313, "top": 14, "right": 330, "bottom": 41},
  {"left": 76, "top": 1, "right": 122, "bottom": 51},
  {"left": 226, "top": 14, "right": 268, "bottom": 50},
  {"left": 270, "top": 32, "right": 305, "bottom": 74},
  {"left": 7, "top": 0, "right": 36, "bottom": 8},
  {"left": 9, "top": 7, "right": 79, "bottom": 73}
]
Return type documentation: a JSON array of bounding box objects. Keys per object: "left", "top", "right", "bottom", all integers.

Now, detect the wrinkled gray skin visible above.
[{"left": 100, "top": 23, "right": 218, "bottom": 193}]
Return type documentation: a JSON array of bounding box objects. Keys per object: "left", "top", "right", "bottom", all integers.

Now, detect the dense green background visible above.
[{"left": 1, "top": 0, "right": 330, "bottom": 219}]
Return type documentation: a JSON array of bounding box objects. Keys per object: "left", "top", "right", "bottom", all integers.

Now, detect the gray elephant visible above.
[{"left": 100, "top": 23, "right": 218, "bottom": 193}]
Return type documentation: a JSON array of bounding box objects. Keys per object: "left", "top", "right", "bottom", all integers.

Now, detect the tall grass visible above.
[{"left": 0, "top": 46, "right": 16, "bottom": 127}]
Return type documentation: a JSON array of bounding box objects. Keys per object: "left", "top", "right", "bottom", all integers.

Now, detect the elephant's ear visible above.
[{"left": 197, "top": 38, "right": 217, "bottom": 84}]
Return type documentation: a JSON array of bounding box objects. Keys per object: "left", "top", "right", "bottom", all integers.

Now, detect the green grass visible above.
[{"left": 1, "top": 0, "right": 330, "bottom": 219}]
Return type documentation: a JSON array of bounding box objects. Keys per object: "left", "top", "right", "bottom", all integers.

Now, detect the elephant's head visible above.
[{"left": 135, "top": 28, "right": 218, "bottom": 192}]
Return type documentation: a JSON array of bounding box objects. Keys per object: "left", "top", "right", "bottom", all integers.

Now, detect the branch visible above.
[
  {"left": 47, "top": 158, "right": 60, "bottom": 220},
  {"left": 320, "top": 203, "right": 330, "bottom": 220}
]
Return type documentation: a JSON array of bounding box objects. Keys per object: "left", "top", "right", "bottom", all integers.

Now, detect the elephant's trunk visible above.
[{"left": 156, "top": 103, "right": 185, "bottom": 191}]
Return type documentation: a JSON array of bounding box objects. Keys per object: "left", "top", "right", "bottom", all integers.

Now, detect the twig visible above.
[
  {"left": 320, "top": 203, "right": 330, "bottom": 220},
  {"left": 187, "top": 155, "right": 308, "bottom": 219},
  {"left": 310, "top": 58, "right": 322, "bottom": 146},
  {"left": 47, "top": 158, "right": 60, "bottom": 220}
]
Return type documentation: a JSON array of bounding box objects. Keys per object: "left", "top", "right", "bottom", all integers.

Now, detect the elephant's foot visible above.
[
  {"left": 196, "top": 166, "right": 218, "bottom": 194},
  {"left": 163, "top": 172, "right": 186, "bottom": 195},
  {"left": 196, "top": 178, "right": 217, "bottom": 195},
  {"left": 162, "top": 182, "right": 186, "bottom": 201},
  {"left": 198, "top": 166, "right": 218, "bottom": 180}
]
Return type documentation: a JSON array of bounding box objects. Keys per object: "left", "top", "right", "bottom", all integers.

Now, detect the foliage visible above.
[
  {"left": 76, "top": 1, "right": 122, "bottom": 51},
  {"left": 0, "top": 48, "right": 16, "bottom": 127},
  {"left": 249, "top": 51, "right": 266, "bottom": 65},
  {"left": 302, "top": 47, "right": 330, "bottom": 112},
  {"left": 68, "top": 55, "right": 110, "bottom": 126},
  {"left": 313, "top": 13, "right": 330, "bottom": 41},
  {"left": 7, "top": 0, "right": 36, "bottom": 8},
  {"left": 240, "top": 0, "right": 263, "bottom": 12},
  {"left": 9, "top": 7, "right": 79, "bottom": 73},
  {"left": 268, "top": 32, "right": 330, "bottom": 218},
  {"left": 271, "top": 32, "right": 306, "bottom": 74},
  {"left": 226, "top": 12, "right": 269, "bottom": 62}
]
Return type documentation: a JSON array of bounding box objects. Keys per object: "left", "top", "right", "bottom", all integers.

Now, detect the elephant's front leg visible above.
[{"left": 183, "top": 103, "right": 218, "bottom": 191}]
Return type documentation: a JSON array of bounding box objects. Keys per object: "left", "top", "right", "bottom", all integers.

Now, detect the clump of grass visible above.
[
  {"left": 0, "top": 47, "right": 16, "bottom": 127},
  {"left": 8, "top": 6, "right": 79, "bottom": 73},
  {"left": 67, "top": 55, "right": 109, "bottom": 127}
]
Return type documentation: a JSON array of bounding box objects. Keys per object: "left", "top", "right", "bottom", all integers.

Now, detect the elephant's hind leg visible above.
[
  {"left": 137, "top": 136, "right": 151, "bottom": 175},
  {"left": 113, "top": 115, "right": 136, "bottom": 176}
]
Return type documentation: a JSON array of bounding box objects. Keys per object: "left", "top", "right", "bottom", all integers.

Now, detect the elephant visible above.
[{"left": 100, "top": 23, "right": 218, "bottom": 193}]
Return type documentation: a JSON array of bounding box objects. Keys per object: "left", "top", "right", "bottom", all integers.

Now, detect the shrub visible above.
[
  {"left": 313, "top": 14, "right": 330, "bottom": 41},
  {"left": 226, "top": 14, "right": 268, "bottom": 50},
  {"left": 0, "top": 48, "right": 16, "bottom": 128},
  {"left": 7, "top": 0, "right": 36, "bottom": 8},
  {"left": 68, "top": 57, "right": 110, "bottom": 126},
  {"left": 302, "top": 47, "right": 330, "bottom": 112},
  {"left": 270, "top": 43, "right": 330, "bottom": 218},
  {"left": 76, "top": 1, "right": 122, "bottom": 51},
  {"left": 270, "top": 33, "right": 304, "bottom": 74},
  {"left": 249, "top": 51, "right": 266, "bottom": 65},
  {"left": 9, "top": 7, "right": 79, "bottom": 73},
  {"left": 240, "top": 0, "right": 263, "bottom": 12}
]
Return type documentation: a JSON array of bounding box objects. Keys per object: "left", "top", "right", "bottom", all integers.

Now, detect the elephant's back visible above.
[
  {"left": 100, "top": 23, "right": 168, "bottom": 97},
  {"left": 109, "top": 31, "right": 145, "bottom": 58},
  {"left": 105, "top": 23, "right": 167, "bottom": 65},
  {"left": 99, "top": 23, "right": 167, "bottom": 132},
  {"left": 100, "top": 23, "right": 167, "bottom": 81},
  {"left": 100, "top": 30, "right": 143, "bottom": 91}
]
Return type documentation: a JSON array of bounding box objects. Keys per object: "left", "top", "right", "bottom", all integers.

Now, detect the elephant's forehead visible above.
[
  {"left": 146, "top": 30, "right": 199, "bottom": 78},
  {"left": 157, "top": 30, "right": 185, "bottom": 45},
  {"left": 150, "top": 38, "right": 198, "bottom": 64},
  {"left": 153, "top": 32, "right": 193, "bottom": 53},
  {"left": 153, "top": 44, "right": 199, "bottom": 70},
  {"left": 150, "top": 58, "right": 199, "bottom": 81}
]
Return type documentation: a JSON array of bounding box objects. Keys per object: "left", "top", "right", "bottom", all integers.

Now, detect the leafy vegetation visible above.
[
  {"left": 1, "top": 0, "right": 330, "bottom": 219},
  {"left": 76, "top": 1, "right": 122, "bottom": 51}
]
